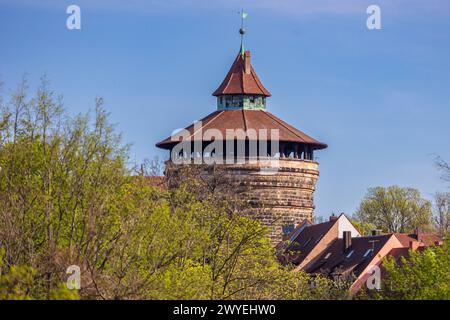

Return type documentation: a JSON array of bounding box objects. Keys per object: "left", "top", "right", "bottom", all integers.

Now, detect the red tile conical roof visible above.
[
  {"left": 212, "top": 50, "right": 271, "bottom": 97},
  {"left": 155, "top": 109, "right": 327, "bottom": 150}
]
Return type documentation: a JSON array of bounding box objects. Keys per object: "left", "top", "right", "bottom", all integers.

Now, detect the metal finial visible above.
[{"left": 238, "top": 9, "right": 248, "bottom": 55}]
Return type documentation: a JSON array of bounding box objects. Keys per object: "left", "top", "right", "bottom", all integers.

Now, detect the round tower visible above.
[{"left": 156, "top": 42, "right": 327, "bottom": 244}]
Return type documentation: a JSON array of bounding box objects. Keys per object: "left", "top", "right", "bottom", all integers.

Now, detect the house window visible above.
[
  {"left": 346, "top": 250, "right": 354, "bottom": 259},
  {"left": 324, "top": 252, "right": 332, "bottom": 260}
]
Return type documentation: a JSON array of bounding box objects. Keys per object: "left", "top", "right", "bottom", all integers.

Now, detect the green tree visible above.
[
  {"left": 433, "top": 192, "right": 450, "bottom": 236},
  {"left": 0, "top": 77, "right": 130, "bottom": 298},
  {"left": 0, "top": 77, "right": 345, "bottom": 300},
  {"left": 355, "top": 186, "right": 432, "bottom": 233},
  {"left": 350, "top": 219, "right": 377, "bottom": 236},
  {"left": 0, "top": 249, "right": 78, "bottom": 300},
  {"left": 376, "top": 240, "right": 450, "bottom": 299}
]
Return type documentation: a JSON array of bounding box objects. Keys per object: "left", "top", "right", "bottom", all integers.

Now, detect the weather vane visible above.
[{"left": 238, "top": 9, "right": 248, "bottom": 55}]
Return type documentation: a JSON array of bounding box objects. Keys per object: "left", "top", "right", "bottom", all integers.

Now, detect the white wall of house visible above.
[{"left": 337, "top": 215, "right": 361, "bottom": 238}]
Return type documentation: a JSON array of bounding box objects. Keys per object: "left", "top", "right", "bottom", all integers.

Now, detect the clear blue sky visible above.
[{"left": 1, "top": 0, "right": 449, "bottom": 218}]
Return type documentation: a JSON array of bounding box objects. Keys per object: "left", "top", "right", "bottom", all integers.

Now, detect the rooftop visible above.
[
  {"left": 156, "top": 109, "right": 328, "bottom": 149},
  {"left": 212, "top": 50, "right": 271, "bottom": 97},
  {"left": 304, "top": 234, "right": 394, "bottom": 277}
]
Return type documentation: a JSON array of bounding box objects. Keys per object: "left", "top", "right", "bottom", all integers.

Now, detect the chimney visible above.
[
  {"left": 329, "top": 214, "right": 338, "bottom": 222},
  {"left": 371, "top": 229, "right": 382, "bottom": 236},
  {"left": 414, "top": 227, "right": 422, "bottom": 241},
  {"left": 244, "top": 51, "right": 251, "bottom": 74},
  {"left": 343, "top": 231, "right": 352, "bottom": 251},
  {"left": 409, "top": 240, "right": 420, "bottom": 251}
]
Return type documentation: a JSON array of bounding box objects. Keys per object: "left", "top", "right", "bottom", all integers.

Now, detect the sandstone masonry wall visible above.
[
  {"left": 166, "top": 157, "right": 320, "bottom": 245},
  {"left": 224, "top": 158, "right": 319, "bottom": 244}
]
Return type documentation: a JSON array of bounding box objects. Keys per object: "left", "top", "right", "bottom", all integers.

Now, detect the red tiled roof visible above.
[
  {"left": 282, "top": 219, "right": 312, "bottom": 242},
  {"left": 415, "top": 232, "right": 443, "bottom": 246},
  {"left": 305, "top": 234, "right": 393, "bottom": 278},
  {"left": 156, "top": 110, "right": 327, "bottom": 149},
  {"left": 394, "top": 233, "right": 418, "bottom": 247},
  {"left": 279, "top": 219, "right": 337, "bottom": 266},
  {"left": 395, "top": 232, "right": 443, "bottom": 247},
  {"left": 387, "top": 247, "right": 411, "bottom": 260},
  {"left": 212, "top": 50, "right": 271, "bottom": 97}
]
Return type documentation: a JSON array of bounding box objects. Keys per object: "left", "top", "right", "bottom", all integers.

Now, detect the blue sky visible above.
[{"left": 1, "top": 0, "right": 449, "bottom": 218}]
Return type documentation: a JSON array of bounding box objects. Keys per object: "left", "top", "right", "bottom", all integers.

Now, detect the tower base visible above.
[{"left": 165, "top": 157, "right": 320, "bottom": 245}]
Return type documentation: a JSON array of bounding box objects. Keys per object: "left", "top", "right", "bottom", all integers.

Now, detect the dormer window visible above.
[{"left": 363, "top": 249, "right": 373, "bottom": 258}]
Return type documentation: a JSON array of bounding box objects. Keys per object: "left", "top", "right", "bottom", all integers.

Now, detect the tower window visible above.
[{"left": 225, "top": 97, "right": 230, "bottom": 107}]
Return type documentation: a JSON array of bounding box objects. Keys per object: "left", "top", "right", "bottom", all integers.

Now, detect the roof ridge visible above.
[
  {"left": 355, "top": 234, "right": 395, "bottom": 239},
  {"left": 212, "top": 51, "right": 271, "bottom": 97},
  {"left": 242, "top": 109, "right": 248, "bottom": 132},
  {"left": 241, "top": 55, "right": 246, "bottom": 93}
]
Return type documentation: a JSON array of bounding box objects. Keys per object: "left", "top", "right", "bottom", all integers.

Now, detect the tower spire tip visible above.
[{"left": 239, "top": 9, "right": 247, "bottom": 55}]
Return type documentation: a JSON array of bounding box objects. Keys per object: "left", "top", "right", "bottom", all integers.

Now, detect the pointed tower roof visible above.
[{"left": 212, "top": 50, "right": 271, "bottom": 97}]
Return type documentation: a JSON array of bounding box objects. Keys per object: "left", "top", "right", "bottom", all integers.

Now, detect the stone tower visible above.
[{"left": 156, "top": 46, "right": 327, "bottom": 244}]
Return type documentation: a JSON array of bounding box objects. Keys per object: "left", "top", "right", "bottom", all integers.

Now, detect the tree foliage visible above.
[
  {"left": 0, "top": 248, "right": 78, "bottom": 300},
  {"left": 0, "top": 78, "right": 344, "bottom": 300},
  {"left": 433, "top": 192, "right": 450, "bottom": 236},
  {"left": 376, "top": 240, "right": 450, "bottom": 299},
  {"left": 355, "top": 186, "right": 432, "bottom": 233}
]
